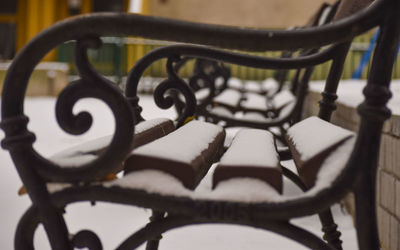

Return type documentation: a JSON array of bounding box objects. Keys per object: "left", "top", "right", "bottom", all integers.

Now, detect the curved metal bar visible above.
[
  {"left": 15, "top": 206, "right": 39, "bottom": 250},
  {"left": 50, "top": 184, "right": 341, "bottom": 227},
  {"left": 153, "top": 57, "right": 196, "bottom": 127},
  {"left": 204, "top": 111, "right": 291, "bottom": 129},
  {"left": 71, "top": 230, "right": 103, "bottom": 250},
  {"left": 116, "top": 214, "right": 334, "bottom": 250},
  {"left": 2, "top": 37, "right": 134, "bottom": 183},
  {"left": 1, "top": 0, "right": 387, "bottom": 120},
  {"left": 281, "top": 166, "right": 308, "bottom": 192},
  {"left": 125, "top": 43, "right": 338, "bottom": 97},
  {"left": 15, "top": 206, "right": 104, "bottom": 250}
]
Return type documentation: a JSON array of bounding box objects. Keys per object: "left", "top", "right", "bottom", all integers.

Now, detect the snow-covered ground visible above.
[
  {"left": 0, "top": 94, "right": 359, "bottom": 249},
  {"left": 310, "top": 79, "right": 400, "bottom": 115}
]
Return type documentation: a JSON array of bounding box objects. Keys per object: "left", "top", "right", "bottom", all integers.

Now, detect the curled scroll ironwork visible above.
[
  {"left": 153, "top": 56, "right": 196, "bottom": 127},
  {"left": 28, "top": 36, "right": 135, "bottom": 183}
]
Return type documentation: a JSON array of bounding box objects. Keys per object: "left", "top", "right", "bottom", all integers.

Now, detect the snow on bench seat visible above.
[
  {"left": 209, "top": 106, "right": 234, "bottom": 118},
  {"left": 49, "top": 118, "right": 175, "bottom": 171},
  {"left": 227, "top": 77, "right": 243, "bottom": 91},
  {"left": 100, "top": 122, "right": 356, "bottom": 203},
  {"left": 179, "top": 88, "right": 210, "bottom": 104},
  {"left": 262, "top": 78, "right": 280, "bottom": 96},
  {"left": 213, "top": 89, "right": 242, "bottom": 110},
  {"left": 213, "top": 129, "right": 282, "bottom": 193},
  {"left": 240, "top": 93, "right": 268, "bottom": 112},
  {"left": 125, "top": 121, "right": 226, "bottom": 190},
  {"left": 270, "top": 90, "right": 295, "bottom": 110},
  {"left": 243, "top": 80, "right": 264, "bottom": 94},
  {"left": 286, "top": 116, "right": 355, "bottom": 187},
  {"left": 240, "top": 112, "right": 271, "bottom": 122}
]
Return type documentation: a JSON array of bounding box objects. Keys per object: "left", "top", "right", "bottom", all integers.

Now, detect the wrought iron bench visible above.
[
  {"left": 1, "top": 0, "right": 399, "bottom": 249},
  {"left": 169, "top": 1, "right": 341, "bottom": 144}
]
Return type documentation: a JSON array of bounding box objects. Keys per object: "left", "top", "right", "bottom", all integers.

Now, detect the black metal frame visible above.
[
  {"left": 167, "top": 1, "right": 341, "bottom": 137},
  {"left": 1, "top": 0, "right": 399, "bottom": 249}
]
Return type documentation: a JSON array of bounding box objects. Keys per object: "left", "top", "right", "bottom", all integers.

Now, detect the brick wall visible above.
[{"left": 304, "top": 91, "right": 400, "bottom": 250}]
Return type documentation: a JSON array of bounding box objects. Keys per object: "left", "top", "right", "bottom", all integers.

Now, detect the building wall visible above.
[
  {"left": 148, "top": 0, "right": 337, "bottom": 28},
  {"left": 304, "top": 90, "right": 400, "bottom": 250}
]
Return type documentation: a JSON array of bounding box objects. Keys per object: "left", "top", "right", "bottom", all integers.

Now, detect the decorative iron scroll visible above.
[
  {"left": 153, "top": 56, "right": 196, "bottom": 127},
  {"left": 1, "top": 36, "right": 135, "bottom": 250}
]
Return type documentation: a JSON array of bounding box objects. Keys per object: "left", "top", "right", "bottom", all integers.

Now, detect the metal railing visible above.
[{"left": 57, "top": 31, "right": 400, "bottom": 82}]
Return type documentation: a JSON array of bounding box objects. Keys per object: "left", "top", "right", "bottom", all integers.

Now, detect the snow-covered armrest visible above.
[
  {"left": 213, "top": 129, "right": 282, "bottom": 193},
  {"left": 124, "top": 121, "right": 226, "bottom": 190},
  {"left": 285, "top": 116, "right": 355, "bottom": 187}
]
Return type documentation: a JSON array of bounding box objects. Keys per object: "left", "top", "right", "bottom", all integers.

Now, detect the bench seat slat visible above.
[
  {"left": 125, "top": 121, "right": 226, "bottom": 190},
  {"left": 227, "top": 77, "right": 244, "bottom": 91},
  {"left": 286, "top": 116, "right": 355, "bottom": 187},
  {"left": 243, "top": 80, "right": 265, "bottom": 94},
  {"left": 241, "top": 93, "right": 268, "bottom": 112},
  {"left": 270, "top": 90, "right": 296, "bottom": 110},
  {"left": 213, "top": 129, "right": 283, "bottom": 193},
  {"left": 212, "top": 89, "right": 242, "bottom": 110},
  {"left": 262, "top": 78, "right": 280, "bottom": 95},
  {"left": 49, "top": 118, "right": 175, "bottom": 171}
]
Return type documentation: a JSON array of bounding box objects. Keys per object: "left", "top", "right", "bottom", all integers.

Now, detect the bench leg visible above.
[
  {"left": 145, "top": 210, "right": 165, "bottom": 250},
  {"left": 318, "top": 209, "right": 342, "bottom": 250},
  {"left": 282, "top": 167, "right": 342, "bottom": 249}
]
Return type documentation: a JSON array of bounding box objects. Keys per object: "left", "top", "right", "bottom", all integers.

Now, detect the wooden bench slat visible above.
[
  {"left": 125, "top": 121, "right": 226, "bottom": 190},
  {"left": 49, "top": 118, "right": 175, "bottom": 172},
  {"left": 262, "top": 78, "right": 280, "bottom": 95},
  {"left": 270, "top": 90, "right": 296, "bottom": 110},
  {"left": 212, "top": 89, "right": 242, "bottom": 110},
  {"left": 213, "top": 129, "right": 283, "bottom": 193},
  {"left": 227, "top": 77, "right": 244, "bottom": 91},
  {"left": 243, "top": 80, "right": 265, "bottom": 94},
  {"left": 286, "top": 116, "right": 355, "bottom": 187}
]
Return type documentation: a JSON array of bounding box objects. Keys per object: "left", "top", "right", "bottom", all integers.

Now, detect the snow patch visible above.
[
  {"left": 132, "top": 121, "right": 223, "bottom": 163},
  {"left": 219, "top": 129, "right": 279, "bottom": 167},
  {"left": 287, "top": 116, "right": 354, "bottom": 161}
]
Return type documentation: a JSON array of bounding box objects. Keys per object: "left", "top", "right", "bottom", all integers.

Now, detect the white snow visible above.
[
  {"left": 213, "top": 89, "right": 242, "bottom": 107},
  {"left": 194, "top": 88, "right": 211, "bottom": 101},
  {"left": 318, "top": 6, "right": 332, "bottom": 26},
  {"left": 241, "top": 92, "right": 267, "bottom": 111},
  {"left": 135, "top": 117, "right": 173, "bottom": 134},
  {"left": 214, "top": 76, "right": 225, "bottom": 89},
  {"left": 243, "top": 80, "right": 262, "bottom": 93},
  {"left": 287, "top": 116, "right": 354, "bottom": 161},
  {"left": 218, "top": 129, "right": 279, "bottom": 167},
  {"left": 262, "top": 78, "right": 280, "bottom": 94},
  {"left": 310, "top": 137, "right": 356, "bottom": 195},
  {"left": 310, "top": 79, "right": 400, "bottom": 115},
  {"left": 210, "top": 106, "right": 234, "bottom": 117},
  {"left": 227, "top": 77, "right": 243, "bottom": 90},
  {"left": 279, "top": 101, "right": 296, "bottom": 118},
  {"left": 271, "top": 90, "right": 295, "bottom": 109},
  {"left": 0, "top": 95, "right": 358, "bottom": 250},
  {"left": 49, "top": 118, "right": 172, "bottom": 167},
  {"left": 179, "top": 88, "right": 210, "bottom": 103},
  {"left": 132, "top": 120, "right": 223, "bottom": 163}
]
